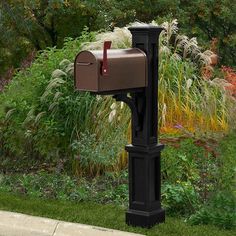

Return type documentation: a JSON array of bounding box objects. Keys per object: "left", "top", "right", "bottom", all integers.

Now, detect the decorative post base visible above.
[
  {"left": 125, "top": 144, "right": 165, "bottom": 228},
  {"left": 126, "top": 209, "right": 165, "bottom": 228}
]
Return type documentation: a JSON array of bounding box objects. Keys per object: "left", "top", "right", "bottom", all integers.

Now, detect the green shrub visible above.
[
  {"left": 0, "top": 36, "right": 88, "bottom": 160},
  {"left": 188, "top": 192, "right": 236, "bottom": 229},
  {"left": 162, "top": 181, "right": 200, "bottom": 216},
  {"left": 162, "top": 139, "right": 202, "bottom": 184},
  {"left": 71, "top": 131, "right": 127, "bottom": 176},
  {"left": 216, "top": 131, "right": 236, "bottom": 191},
  {"left": 161, "top": 132, "right": 236, "bottom": 229}
]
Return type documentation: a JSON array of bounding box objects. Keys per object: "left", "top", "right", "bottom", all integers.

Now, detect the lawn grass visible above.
[{"left": 0, "top": 191, "right": 234, "bottom": 236}]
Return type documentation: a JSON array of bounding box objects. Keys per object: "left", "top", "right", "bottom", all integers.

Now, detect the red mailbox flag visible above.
[{"left": 102, "top": 41, "right": 112, "bottom": 76}]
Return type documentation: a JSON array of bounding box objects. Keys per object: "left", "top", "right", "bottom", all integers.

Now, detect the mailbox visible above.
[{"left": 74, "top": 41, "right": 147, "bottom": 93}]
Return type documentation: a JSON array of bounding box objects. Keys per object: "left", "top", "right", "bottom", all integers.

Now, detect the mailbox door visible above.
[{"left": 74, "top": 52, "right": 98, "bottom": 92}]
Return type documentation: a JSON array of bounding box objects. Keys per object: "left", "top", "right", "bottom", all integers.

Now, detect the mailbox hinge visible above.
[{"left": 113, "top": 93, "right": 142, "bottom": 132}]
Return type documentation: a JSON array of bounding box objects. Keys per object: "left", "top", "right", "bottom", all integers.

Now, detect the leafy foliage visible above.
[
  {"left": 162, "top": 181, "right": 200, "bottom": 216},
  {"left": 1, "top": 0, "right": 235, "bottom": 79},
  {"left": 189, "top": 192, "right": 236, "bottom": 229},
  {"left": 161, "top": 132, "right": 236, "bottom": 229},
  {"left": 0, "top": 0, "right": 95, "bottom": 75}
]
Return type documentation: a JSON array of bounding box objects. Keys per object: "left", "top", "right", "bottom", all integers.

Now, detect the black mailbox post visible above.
[
  {"left": 74, "top": 25, "right": 165, "bottom": 228},
  {"left": 114, "top": 26, "right": 165, "bottom": 228}
]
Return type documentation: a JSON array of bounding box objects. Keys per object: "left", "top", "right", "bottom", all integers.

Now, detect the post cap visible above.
[{"left": 128, "top": 25, "right": 164, "bottom": 33}]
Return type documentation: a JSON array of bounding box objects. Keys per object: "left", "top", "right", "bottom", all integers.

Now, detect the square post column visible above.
[{"left": 125, "top": 26, "right": 165, "bottom": 228}]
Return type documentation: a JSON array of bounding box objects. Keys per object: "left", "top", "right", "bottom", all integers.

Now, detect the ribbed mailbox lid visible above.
[{"left": 74, "top": 48, "right": 147, "bottom": 93}]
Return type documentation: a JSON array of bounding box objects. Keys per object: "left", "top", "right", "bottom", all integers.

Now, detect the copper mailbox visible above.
[{"left": 74, "top": 43, "right": 147, "bottom": 93}]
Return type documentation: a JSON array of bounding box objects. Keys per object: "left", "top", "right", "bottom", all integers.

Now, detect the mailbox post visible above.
[
  {"left": 114, "top": 26, "right": 165, "bottom": 228},
  {"left": 74, "top": 25, "right": 164, "bottom": 228}
]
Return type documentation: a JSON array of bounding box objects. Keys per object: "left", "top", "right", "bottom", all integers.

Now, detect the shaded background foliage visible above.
[
  {"left": 0, "top": 0, "right": 235, "bottom": 79},
  {"left": 0, "top": 0, "right": 94, "bottom": 76}
]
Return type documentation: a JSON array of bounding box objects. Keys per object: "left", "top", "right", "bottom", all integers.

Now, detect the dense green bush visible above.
[
  {"left": 162, "top": 181, "right": 200, "bottom": 216},
  {"left": 161, "top": 132, "right": 236, "bottom": 229},
  {"left": 189, "top": 192, "right": 236, "bottom": 229},
  {"left": 0, "top": 28, "right": 129, "bottom": 176}
]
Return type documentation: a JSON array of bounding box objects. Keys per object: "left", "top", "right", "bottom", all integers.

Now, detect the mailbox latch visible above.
[{"left": 102, "top": 41, "right": 112, "bottom": 76}]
